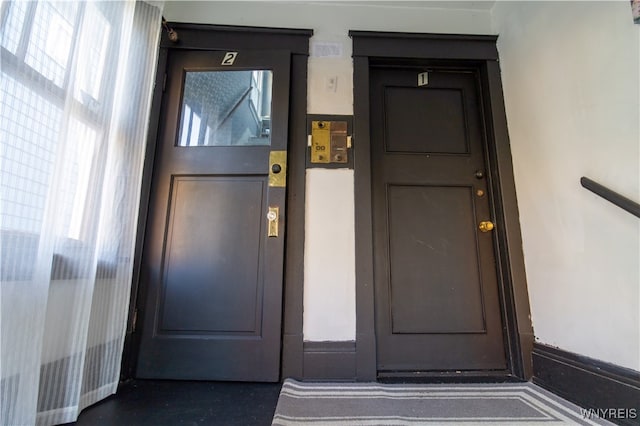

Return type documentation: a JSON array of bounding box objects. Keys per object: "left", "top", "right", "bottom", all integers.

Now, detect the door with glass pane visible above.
[{"left": 136, "top": 49, "right": 290, "bottom": 381}]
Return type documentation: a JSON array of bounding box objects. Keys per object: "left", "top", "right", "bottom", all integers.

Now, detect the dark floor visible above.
[{"left": 65, "top": 380, "right": 282, "bottom": 426}]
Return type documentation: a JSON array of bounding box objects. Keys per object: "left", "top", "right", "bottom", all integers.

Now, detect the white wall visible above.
[
  {"left": 164, "top": 1, "right": 494, "bottom": 342},
  {"left": 304, "top": 169, "right": 356, "bottom": 340},
  {"left": 492, "top": 1, "right": 640, "bottom": 370}
]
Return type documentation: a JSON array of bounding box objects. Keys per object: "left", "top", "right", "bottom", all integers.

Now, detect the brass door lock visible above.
[
  {"left": 267, "top": 207, "right": 279, "bottom": 237},
  {"left": 479, "top": 221, "right": 495, "bottom": 233}
]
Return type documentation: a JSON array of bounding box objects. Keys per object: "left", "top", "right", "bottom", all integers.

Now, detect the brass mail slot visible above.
[{"left": 311, "top": 121, "right": 348, "bottom": 164}]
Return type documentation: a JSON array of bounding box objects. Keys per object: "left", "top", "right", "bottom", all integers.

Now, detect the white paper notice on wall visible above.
[{"left": 311, "top": 41, "right": 344, "bottom": 58}]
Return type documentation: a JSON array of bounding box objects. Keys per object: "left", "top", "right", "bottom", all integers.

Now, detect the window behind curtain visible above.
[
  {"left": 1, "top": 1, "right": 116, "bottom": 252},
  {"left": 0, "top": 2, "right": 163, "bottom": 425}
]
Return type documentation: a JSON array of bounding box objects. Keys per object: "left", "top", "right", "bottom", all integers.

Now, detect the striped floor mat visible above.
[{"left": 272, "top": 380, "right": 613, "bottom": 425}]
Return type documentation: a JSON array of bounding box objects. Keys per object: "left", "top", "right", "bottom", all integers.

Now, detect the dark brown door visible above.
[
  {"left": 370, "top": 66, "right": 506, "bottom": 372},
  {"left": 136, "top": 49, "right": 290, "bottom": 381}
]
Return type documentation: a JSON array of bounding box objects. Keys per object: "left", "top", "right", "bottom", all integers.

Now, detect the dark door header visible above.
[
  {"left": 350, "top": 31, "right": 499, "bottom": 61},
  {"left": 162, "top": 22, "right": 313, "bottom": 54}
]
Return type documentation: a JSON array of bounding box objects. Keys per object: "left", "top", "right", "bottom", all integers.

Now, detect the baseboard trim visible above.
[
  {"left": 302, "top": 341, "right": 356, "bottom": 381},
  {"left": 532, "top": 343, "right": 640, "bottom": 426},
  {"left": 377, "top": 370, "right": 521, "bottom": 383}
]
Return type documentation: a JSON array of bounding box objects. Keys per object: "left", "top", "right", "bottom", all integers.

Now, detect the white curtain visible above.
[{"left": 0, "top": 1, "right": 162, "bottom": 424}]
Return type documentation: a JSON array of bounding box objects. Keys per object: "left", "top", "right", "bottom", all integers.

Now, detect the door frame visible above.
[
  {"left": 120, "top": 23, "right": 312, "bottom": 381},
  {"left": 350, "top": 31, "right": 534, "bottom": 381}
]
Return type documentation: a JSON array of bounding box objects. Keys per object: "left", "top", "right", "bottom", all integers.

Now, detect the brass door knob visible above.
[{"left": 479, "top": 221, "right": 495, "bottom": 232}]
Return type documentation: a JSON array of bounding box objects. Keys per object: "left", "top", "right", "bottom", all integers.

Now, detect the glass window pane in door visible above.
[{"left": 177, "top": 70, "right": 272, "bottom": 146}]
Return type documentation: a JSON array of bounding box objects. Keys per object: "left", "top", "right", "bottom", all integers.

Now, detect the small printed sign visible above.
[
  {"left": 310, "top": 41, "right": 344, "bottom": 58},
  {"left": 221, "top": 52, "right": 238, "bottom": 66},
  {"left": 418, "top": 72, "right": 429, "bottom": 87}
]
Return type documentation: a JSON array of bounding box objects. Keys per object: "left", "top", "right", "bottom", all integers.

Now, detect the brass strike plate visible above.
[{"left": 269, "top": 151, "right": 287, "bottom": 187}]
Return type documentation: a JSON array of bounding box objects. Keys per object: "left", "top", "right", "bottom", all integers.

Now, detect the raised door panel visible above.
[
  {"left": 387, "top": 184, "right": 486, "bottom": 335},
  {"left": 159, "top": 176, "right": 265, "bottom": 334}
]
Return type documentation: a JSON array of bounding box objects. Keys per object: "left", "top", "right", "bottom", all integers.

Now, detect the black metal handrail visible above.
[{"left": 580, "top": 177, "right": 640, "bottom": 218}]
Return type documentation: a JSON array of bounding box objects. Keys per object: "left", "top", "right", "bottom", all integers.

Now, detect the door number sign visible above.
[
  {"left": 221, "top": 52, "right": 238, "bottom": 66},
  {"left": 418, "top": 71, "right": 429, "bottom": 87}
]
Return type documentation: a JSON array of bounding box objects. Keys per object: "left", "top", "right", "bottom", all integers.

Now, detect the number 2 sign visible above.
[{"left": 221, "top": 52, "right": 238, "bottom": 66}]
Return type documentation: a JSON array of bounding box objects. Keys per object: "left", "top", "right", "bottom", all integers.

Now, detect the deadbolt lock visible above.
[
  {"left": 269, "top": 151, "right": 287, "bottom": 187},
  {"left": 479, "top": 221, "right": 495, "bottom": 233}
]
